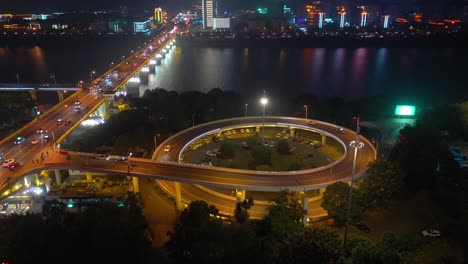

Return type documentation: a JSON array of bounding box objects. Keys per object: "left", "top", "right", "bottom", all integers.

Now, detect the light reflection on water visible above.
[{"left": 2, "top": 44, "right": 467, "bottom": 105}]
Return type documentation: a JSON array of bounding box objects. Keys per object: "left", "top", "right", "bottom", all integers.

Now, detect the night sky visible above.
[{"left": 0, "top": 0, "right": 460, "bottom": 14}]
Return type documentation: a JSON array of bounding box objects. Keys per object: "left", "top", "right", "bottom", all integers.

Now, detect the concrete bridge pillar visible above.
[
  {"left": 24, "top": 175, "right": 31, "bottom": 187},
  {"left": 155, "top": 57, "right": 162, "bottom": 65},
  {"left": 29, "top": 90, "right": 37, "bottom": 101},
  {"left": 139, "top": 72, "right": 149, "bottom": 84},
  {"left": 85, "top": 171, "right": 93, "bottom": 181},
  {"left": 54, "top": 170, "right": 62, "bottom": 185},
  {"left": 132, "top": 177, "right": 139, "bottom": 194},
  {"left": 149, "top": 64, "right": 156, "bottom": 73},
  {"left": 104, "top": 101, "right": 111, "bottom": 120},
  {"left": 31, "top": 172, "right": 39, "bottom": 186},
  {"left": 303, "top": 195, "right": 309, "bottom": 227},
  {"left": 289, "top": 127, "right": 295, "bottom": 137},
  {"left": 126, "top": 81, "right": 140, "bottom": 98},
  {"left": 321, "top": 134, "right": 327, "bottom": 145},
  {"left": 57, "top": 90, "right": 64, "bottom": 102},
  {"left": 175, "top": 182, "right": 182, "bottom": 211},
  {"left": 235, "top": 189, "right": 246, "bottom": 203}
]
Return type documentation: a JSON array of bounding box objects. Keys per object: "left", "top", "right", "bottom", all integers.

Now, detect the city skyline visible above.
[{"left": 2, "top": 0, "right": 467, "bottom": 14}]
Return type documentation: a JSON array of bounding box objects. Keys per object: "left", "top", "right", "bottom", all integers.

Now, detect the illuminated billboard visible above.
[{"left": 395, "top": 105, "right": 416, "bottom": 116}]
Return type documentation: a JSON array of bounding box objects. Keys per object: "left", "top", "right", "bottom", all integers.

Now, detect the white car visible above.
[
  {"left": 164, "top": 145, "right": 172, "bottom": 152},
  {"left": 422, "top": 229, "right": 440, "bottom": 237},
  {"left": 2, "top": 159, "right": 15, "bottom": 168},
  {"left": 205, "top": 150, "right": 217, "bottom": 157},
  {"left": 31, "top": 139, "right": 40, "bottom": 145}
]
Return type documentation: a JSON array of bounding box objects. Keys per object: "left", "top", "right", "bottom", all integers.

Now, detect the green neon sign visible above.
[{"left": 395, "top": 105, "right": 416, "bottom": 116}]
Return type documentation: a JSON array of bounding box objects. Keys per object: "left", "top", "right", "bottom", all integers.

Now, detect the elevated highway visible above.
[
  {"left": 2, "top": 116, "right": 376, "bottom": 194},
  {"left": 0, "top": 28, "right": 178, "bottom": 194}
]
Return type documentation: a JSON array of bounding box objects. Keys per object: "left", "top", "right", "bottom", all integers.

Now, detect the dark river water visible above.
[{"left": 1, "top": 38, "right": 467, "bottom": 107}]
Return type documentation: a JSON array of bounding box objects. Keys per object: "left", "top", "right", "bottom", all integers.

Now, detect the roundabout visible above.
[
  {"left": 153, "top": 116, "right": 377, "bottom": 218},
  {"left": 154, "top": 116, "right": 377, "bottom": 191}
]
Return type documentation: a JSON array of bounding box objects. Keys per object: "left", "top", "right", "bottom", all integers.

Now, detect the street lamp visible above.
[
  {"left": 154, "top": 133, "right": 160, "bottom": 150},
  {"left": 343, "top": 117, "right": 364, "bottom": 253},
  {"left": 260, "top": 96, "right": 268, "bottom": 144},
  {"left": 109, "top": 62, "right": 114, "bottom": 69},
  {"left": 90, "top": 70, "right": 95, "bottom": 82},
  {"left": 244, "top": 103, "right": 248, "bottom": 117},
  {"left": 372, "top": 139, "right": 379, "bottom": 159},
  {"left": 304, "top": 105, "right": 308, "bottom": 120}
]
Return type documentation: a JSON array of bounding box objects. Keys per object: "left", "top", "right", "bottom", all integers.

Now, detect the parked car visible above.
[
  {"left": 355, "top": 222, "right": 371, "bottom": 233},
  {"left": 422, "top": 229, "right": 440, "bottom": 237}
]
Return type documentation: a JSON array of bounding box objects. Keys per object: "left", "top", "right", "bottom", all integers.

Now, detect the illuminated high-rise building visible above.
[
  {"left": 154, "top": 8, "right": 163, "bottom": 24},
  {"left": 306, "top": 3, "right": 325, "bottom": 28},
  {"left": 202, "top": 0, "right": 214, "bottom": 29},
  {"left": 382, "top": 15, "right": 390, "bottom": 28},
  {"left": 360, "top": 9, "right": 368, "bottom": 27},
  {"left": 337, "top": 7, "right": 346, "bottom": 28}
]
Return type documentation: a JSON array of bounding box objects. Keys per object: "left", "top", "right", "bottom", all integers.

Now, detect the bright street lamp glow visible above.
[{"left": 260, "top": 97, "right": 268, "bottom": 105}]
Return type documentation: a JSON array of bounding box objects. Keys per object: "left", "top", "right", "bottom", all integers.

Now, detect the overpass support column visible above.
[
  {"left": 235, "top": 189, "right": 246, "bottom": 203},
  {"left": 321, "top": 134, "right": 327, "bottom": 145},
  {"left": 290, "top": 127, "right": 295, "bottom": 137},
  {"left": 28, "top": 90, "right": 37, "bottom": 101},
  {"left": 303, "top": 195, "right": 309, "bottom": 227},
  {"left": 132, "top": 177, "right": 139, "bottom": 193},
  {"left": 57, "top": 90, "right": 64, "bottom": 102},
  {"left": 104, "top": 101, "right": 111, "bottom": 120},
  {"left": 24, "top": 175, "right": 31, "bottom": 187},
  {"left": 256, "top": 126, "right": 260, "bottom": 133},
  {"left": 54, "top": 170, "right": 62, "bottom": 185},
  {"left": 85, "top": 172, "right": 93, "bottom": 181},
  {"left": 175, "top": 182, "right": 182, "bottom": 211}
]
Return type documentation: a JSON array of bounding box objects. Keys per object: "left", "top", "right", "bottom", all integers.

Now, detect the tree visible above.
[
  {"left": 357, "top": 160, "right": 404, "bottom": 208},
  {"left": 180, "top": 200, "right": 219, "bottom": 228},
  {"left": 277, "top": 228, "right": 341, "bottom": 263},
  {"left": 234, "top": 202, "right": 249, "bottom": 224},
  {"left": 220, "top": 141, "right": 235, "bottom": 159},
  {"left": 321, "top": 182, "right": 364, "bottom": 226},
  {"left": 246, "top": 133, "right": 260, "bottom": 148},
  {"left": 277, "top": 139, "right": 290, "bottom": 154},
  {"left": 251, "top": 146, "right": 271, "bottom": 166}
]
